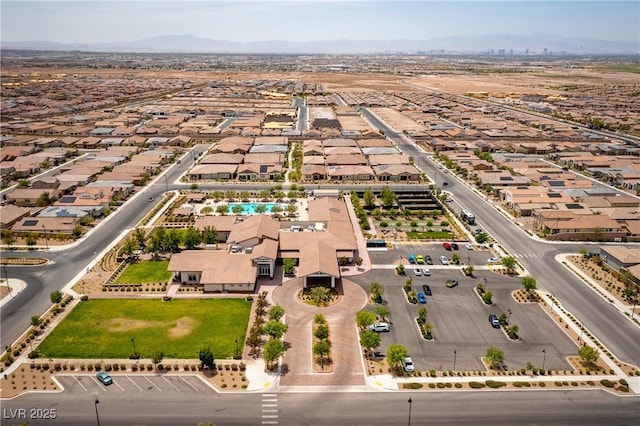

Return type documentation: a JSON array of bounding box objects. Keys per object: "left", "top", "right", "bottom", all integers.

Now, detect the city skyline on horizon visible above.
[{"left": 2, "top": 1, "right": 638, "bottom": 46}]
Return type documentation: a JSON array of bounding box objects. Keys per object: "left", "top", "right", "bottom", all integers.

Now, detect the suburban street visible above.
[
  {"left": 1, "top": 388, "right": 638, "bottom": 425},
  {"left": 1, "top": 110, "right": 639, "bottom": 424},
  {"left": 360, "top": 107, "right": 640, "bottom": 366}
]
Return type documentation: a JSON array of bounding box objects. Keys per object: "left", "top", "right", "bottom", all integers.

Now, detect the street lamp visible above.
[
  {"left": 41, "top": 225, "right": 49, "bottom": 250},
  {"left": 542, "top": 349, "right": 547, "bottom": 371},
  {"left": 407, "top": 397, "right": 412, "bottom": 426},
  {"left": 631, "top": 297, "right": 638, "bottom": 321},
  {"left": 1, "top": 264, "right": 10, "bottom": 298},
  {"left": 453, "top": 349, "right": 457, "bottom": 371},
  {"left": 507, "top": 309, "right": 512, "bottom": 324},
  {"left": 94, "top": 397, "right": 101, "bottom": 426},
  {"left": 131, "top": 337, "right": 137, "bottom": 357}
]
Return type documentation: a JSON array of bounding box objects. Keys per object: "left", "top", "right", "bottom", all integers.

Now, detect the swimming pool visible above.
[{"left": 227, "top": 203, "right": 286, "bottom": 215}]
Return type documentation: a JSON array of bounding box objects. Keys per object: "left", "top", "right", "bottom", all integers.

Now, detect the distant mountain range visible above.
[{"left": 1, "top": 33, "right": 638, "bottom": 55}]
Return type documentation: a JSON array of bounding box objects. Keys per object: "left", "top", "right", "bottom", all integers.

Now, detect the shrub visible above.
[
  {"left": 429, "top": 369, "right": 437, "bottom": 378},
  {"left": 539, "top": 382, "right": 546, "bottom": 387},
  {"left": 600, "top": 379, "right": 615, "bottom": 388},
  {"left": 428, "top": 383, "right": 435, "bottom": 389},
  {"left": 555, "top": 381, "right": 563, "bottom": 387},
  {"left": 469, "top": 381, "right": 485, "bottom": 389},
  {"left": 587, "top": 380, "right": 595, "bottom": 386},
  {"left": 485, "top": 380, "right": 507, "bottom": 388},
  {"left": 619, "top": 379, "right": 628, "bottom": 387},
  {"left": 445, "top": 383, "right": 452, "bottom": 388},
  {"left": 618, "top": 386, "right": 630, "bottom": 392},
  {"left": 405, "top": 382, "right": 423, "bottom": 389},
  {"left": 454, "top": 383, "right": 462, "bottom": 388},
  {"left": 436, "top": 383, "right": 445, "bottom": 388}
]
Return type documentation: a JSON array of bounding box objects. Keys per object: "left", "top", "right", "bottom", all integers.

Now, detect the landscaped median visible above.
[{"left": 398, "top": 376, "right": 632, "bottom": 393}]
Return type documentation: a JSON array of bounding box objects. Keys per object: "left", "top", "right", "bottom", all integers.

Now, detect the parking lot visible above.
[
  {"left": 372, "top": 242, "right": 497, "bottom": 268},
  {"left": 355, "top": 243, "right": 578, "bottom": 373},
  {"left": 55, "top": 373, "right": 214, "bottom": 394}
]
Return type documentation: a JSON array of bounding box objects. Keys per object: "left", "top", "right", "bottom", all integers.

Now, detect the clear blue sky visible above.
[{"left": 1, "top": 1, "right": 638, "bottom": 43}]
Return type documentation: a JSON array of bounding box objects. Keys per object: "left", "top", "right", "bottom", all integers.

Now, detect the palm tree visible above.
[{"left": 369, "top": 281, "right": 384, "bottom": 303}]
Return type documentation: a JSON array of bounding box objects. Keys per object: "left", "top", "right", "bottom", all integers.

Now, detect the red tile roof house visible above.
[
  {"left": 327, "top": 165, "right": 375, "bottom": 182},
  {"left": 373, "top": 164, "right": 422, "bottom": 182},
  {"left": 599, "top": 246, "right": 640, "bottom": 273},
  {"left": 201, "top": 153, "right": 245, "bottom": 164},
  {"left": 537, "top": 212, "right": 627, "bottom": 241},
  {"left": 11, "top": 216, "right": 79, "bottom": 236},
  {"left": 236, "top": 163, "right": 283, "bottom": 181},
  {"left": 0, "top": 205, "right": 32, "bottom": 230},
  {"left": 54, "top": 188, "right": 112, "bottom": 217},
  {"left": 188, "top": 164, "right": 238, "bottom": 181},
  {"left": 5, "top": 188, "right": 62, "bottom": 206},
  {"left": 302, "top": 164, "right": 328, "bottom": 181}
]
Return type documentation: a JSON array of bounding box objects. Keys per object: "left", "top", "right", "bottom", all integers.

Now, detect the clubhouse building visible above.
[{"left": 167, "top": 197, "right": 357, "bottom": 292}]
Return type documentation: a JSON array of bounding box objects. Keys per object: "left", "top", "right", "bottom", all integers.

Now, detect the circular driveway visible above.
[{"left": 272, "top": 278, "right": 369, "bottom": 386}]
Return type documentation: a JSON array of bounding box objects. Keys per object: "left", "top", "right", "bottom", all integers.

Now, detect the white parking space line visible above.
[
  {"left": 127, "top": 376, "right": 143, "bottom": 391},
  {"left": 92, "top": 377, "right": 106, "bottom": 391},
  {"left": 112, "top": 379, "right": 125, "bottom": 391},
  {"left": 161, "top": 376, "right": 179, "bottom": 391},
  {"left": 72, "top": 376, "right": 88, "bottom": 392},
  {"left": 143, "top": 376, "right": 161, "bottom": 391},
  {"left": 179, "top": 376, "right": 199, "bottom": 392}
]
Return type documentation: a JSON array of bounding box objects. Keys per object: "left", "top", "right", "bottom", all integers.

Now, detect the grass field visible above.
[
  {"left": 38, "top": 299, "right": 252, "bottom": 359},
  {"left": 115, "top": 260, "right": 172, "bottom": 284}
]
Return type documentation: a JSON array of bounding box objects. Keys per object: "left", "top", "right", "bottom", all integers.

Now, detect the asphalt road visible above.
[
  {"left": 360, "top": 107, "right": 640, "bottom": 367},
  {"left": 1, "top": 388, "right": 638, "bottom": 425},
  {"left": 0, "top": 144, "right": 212, "bottom": 349}
]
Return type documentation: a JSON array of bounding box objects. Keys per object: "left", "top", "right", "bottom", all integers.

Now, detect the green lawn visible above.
[
  {"left": 406, "top": 231, "right": 455, "bottom": 240},
  {"left": 38, "top": 299, "right": 252, "bottom": 359},
  {"left": 115, "top": 260, "right": 172, "bottom": 284}
]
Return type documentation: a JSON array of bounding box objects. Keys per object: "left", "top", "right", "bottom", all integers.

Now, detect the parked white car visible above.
[
  {"left": 403, "top": 357, "right": 415, "bottom": 372},
  {"left": 368, "top": 322, "right": 390, "bottom": 332},
  {"left": 440, "top": 256, "right": 449, "bottom": 265}
]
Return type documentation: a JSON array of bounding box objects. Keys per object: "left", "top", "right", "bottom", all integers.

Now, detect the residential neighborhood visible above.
[{"left": 1, "top": 48, "right": 639, "bottom": 425}]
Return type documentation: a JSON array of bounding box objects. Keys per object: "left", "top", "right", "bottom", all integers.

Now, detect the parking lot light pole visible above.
[
  {"left": 542, "top": 349, "right": 547, "bottom": 371},
  {"left": 507, "top": 309, "right": 512, "bottom": 324},
  {"left": 453, "top": 349, "right": 457, "bottom": 371},
  {"left": 94, "top": 397, "right": 101, "bottom": 426},
  {"left": 131, "top": 337, "right": 136, "bottom": 355},
  {"left": 407, "top": 397, "right": 412, "bottom": 426}
]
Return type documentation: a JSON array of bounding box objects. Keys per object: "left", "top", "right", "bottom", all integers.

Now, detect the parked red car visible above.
[{"left": 442, "top": 242, "right": 452, "bottom": 251}]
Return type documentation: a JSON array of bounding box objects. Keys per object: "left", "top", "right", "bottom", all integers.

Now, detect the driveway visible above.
[{"left": 272, "top": 278, "right": 368, "bottom": 387}]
